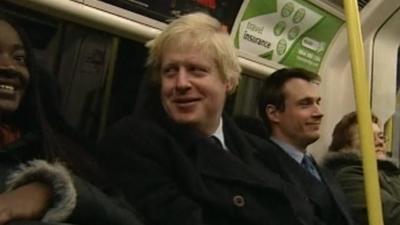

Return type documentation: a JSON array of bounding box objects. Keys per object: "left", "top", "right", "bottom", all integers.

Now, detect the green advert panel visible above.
[{"left": 234, "top": 0, "right": 344, "bottom": 72}]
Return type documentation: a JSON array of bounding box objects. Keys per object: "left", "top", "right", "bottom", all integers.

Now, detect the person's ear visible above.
[
  {"left": 225, "top": 78, "right": 235, "bottom": 93},
  {"left": 265, "top": 104, "right": 280, "bottom": 123}
]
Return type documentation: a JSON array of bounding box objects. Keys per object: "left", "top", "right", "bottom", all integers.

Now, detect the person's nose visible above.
[
  {"left": 175, "top": 68, "right": 191, "bottom": 92},
  {"left": 0, "top": 54, "right": 16, "bottom": 70},
  {"left": 374, "top": 134, "right": 385, "bottom": 146},
  {"left": 312, "top": 103, "right": 324, "bottom": 119}
]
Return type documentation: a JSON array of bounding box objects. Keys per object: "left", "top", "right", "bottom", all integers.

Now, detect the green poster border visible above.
[{"left": 234, "top": 0, "right": 344, "bottom": 72}]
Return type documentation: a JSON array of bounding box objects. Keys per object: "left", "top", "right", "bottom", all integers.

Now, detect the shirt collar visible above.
[
  {"left": 210, "top": 118, "right": 228, "bottom": 151},
  {"left": 270, "top": 137, "right": 305, "bottom": 164}
]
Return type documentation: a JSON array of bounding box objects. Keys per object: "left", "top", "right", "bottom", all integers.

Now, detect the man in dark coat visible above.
[
  {"left": 257, "top": 68, "right": 354, "bottom": 225},
  {"left": 98, "top": 12, "right": 320, "bottom": 225}
]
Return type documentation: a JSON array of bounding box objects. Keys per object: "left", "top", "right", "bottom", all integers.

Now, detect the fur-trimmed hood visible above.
[
  {"left": 322, "top": 150, "right": 362, "bottom": 172},
  {"left": 322, "top": 150, "right": 399, "bottom": 174}
]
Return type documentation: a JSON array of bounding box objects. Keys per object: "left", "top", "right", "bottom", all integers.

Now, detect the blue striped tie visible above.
[{"left": 301, "top": 155, "right": 321, "bottom": 181}]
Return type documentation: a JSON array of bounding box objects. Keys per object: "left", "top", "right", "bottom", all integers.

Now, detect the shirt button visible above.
[{"left": 233, "top": 195, "right": 245, "bottom": 207}]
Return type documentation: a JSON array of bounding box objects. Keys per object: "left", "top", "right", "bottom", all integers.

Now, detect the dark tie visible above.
[
  {"left": 209, "top": 136, "right": 223, "bottom": 150},
  {"left": 301, "top": 155, "right": 321, "bottom": 181}
]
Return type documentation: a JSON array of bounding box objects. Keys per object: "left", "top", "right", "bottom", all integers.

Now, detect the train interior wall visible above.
[{"left": 309, "top": 0, "right": 400, "bottom": 162}]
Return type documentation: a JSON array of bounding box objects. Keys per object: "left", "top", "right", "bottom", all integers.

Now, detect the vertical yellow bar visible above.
[{"left": 343, "top": 1, "right": 384, "bottom": 225}]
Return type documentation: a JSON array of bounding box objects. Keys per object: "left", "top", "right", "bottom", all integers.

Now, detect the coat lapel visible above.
[
  {"left": 192, "top": 118, "right": 286, "bottom": 191},
  {"left": 197, "top": 137, "right": 288, "bottom": 192}
]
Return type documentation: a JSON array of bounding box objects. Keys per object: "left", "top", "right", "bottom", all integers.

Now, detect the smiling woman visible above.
[
  {"left": 0, "top": 15, "right": 145, "bottom": 225},
  {"left": 0, "top": 18, "right": 32, "bottom": 148},
  {"left": 0, "top": 19, "right": 30, "bottom": 115}
]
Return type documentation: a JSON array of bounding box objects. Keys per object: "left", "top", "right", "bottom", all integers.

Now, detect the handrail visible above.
[
  {"left": 11, "top": 0, "right": 161, "bottom": 43},
  {"left": 343, "top": 1, "right": 384, "bottom": 225}
]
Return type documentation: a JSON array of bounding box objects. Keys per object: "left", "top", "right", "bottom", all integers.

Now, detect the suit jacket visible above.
[
  {"left": 97, "top": 114, "right": 323, "bottom": 225},
  {"left": 264, "top": 141, "right": 354, "bottom": 225}
]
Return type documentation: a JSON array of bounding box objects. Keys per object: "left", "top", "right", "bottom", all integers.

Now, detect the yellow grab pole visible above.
[{"left": 343, "top": 1, "right": 384, "bottom": 225}]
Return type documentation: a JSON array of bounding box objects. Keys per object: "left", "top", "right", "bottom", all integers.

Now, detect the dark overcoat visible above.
[
  {"left": 97, "top": 113, "right": 328, "bottom": 225},
  {"left": 324, "top": 151, "right": 400, "bottom": 225}
]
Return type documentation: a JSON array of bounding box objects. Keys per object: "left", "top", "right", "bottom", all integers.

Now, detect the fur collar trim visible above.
[{"left": 323, "top": 150, "right": 398, "bottom": 173}]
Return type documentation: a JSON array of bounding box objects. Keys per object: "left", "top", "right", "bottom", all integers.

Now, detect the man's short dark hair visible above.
[{"left": 257, "top": 67, "right": 321, "bottom": 130}]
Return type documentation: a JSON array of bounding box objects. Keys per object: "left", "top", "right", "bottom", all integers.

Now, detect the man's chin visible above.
[
  {"left": 306, "top": 134, "right": 320, "bottom": 144},
  {"left": 376, "top": 151, "right": 387, "bottom": 160},
  {"left": 171, "top": 115, "right": 197, "bottom": 125}
]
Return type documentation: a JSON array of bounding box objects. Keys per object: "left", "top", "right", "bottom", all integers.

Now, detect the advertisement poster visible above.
[
  {"left": 101, "top": 0, "right": 244, "bottom": 31},
  {"left": 234, "top": 0, "right": 344, "bottom": 72}
]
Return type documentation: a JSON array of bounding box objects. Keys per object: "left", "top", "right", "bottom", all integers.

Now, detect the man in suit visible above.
[
  {"left": 97, "top": 13, "right": 322, "bottom": 225},
  {"left": 257, "top": 68, "right": 354, "bottom": 225}
]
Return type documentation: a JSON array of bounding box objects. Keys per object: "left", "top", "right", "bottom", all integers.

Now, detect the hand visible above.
[{"left": 0, "top": 182, "right": 52, "bottom": 224}]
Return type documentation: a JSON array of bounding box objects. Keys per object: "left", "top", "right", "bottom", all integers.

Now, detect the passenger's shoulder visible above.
[
  {"left": 99, "top": 115, "right": 171, "bottom": 151},
  {"left": 112, "top": 115, "right": 156, "bottom": 129},
  {"left": 242, "top": 130, "right": 277, "bottom": 150},
  {"left": 98, "top": 116, "right": 175, "bottom": 160}
]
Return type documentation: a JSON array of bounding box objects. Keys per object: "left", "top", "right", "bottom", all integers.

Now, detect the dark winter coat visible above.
[
  {"left": 323, "top": 151, "right": 400, "bottom": 225},
  {"left": 97, "top": 112, "right": 336, "bottom": 225},
  {"left": 0, "top": 130, "right": 143, "bottom": 225}
]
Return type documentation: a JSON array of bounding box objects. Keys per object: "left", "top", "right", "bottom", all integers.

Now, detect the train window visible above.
[
  {"left": 57, "top": 29, "right": 148, "bottom": 141},
  {"left": 231, "top": 74, "right": 264, "bottom": 119},
  {"left": 371, "top": 6, "right": 400, "bottom": 162},
  {"left": 1, "top": 1, "right": 148, "bottom": 142}
]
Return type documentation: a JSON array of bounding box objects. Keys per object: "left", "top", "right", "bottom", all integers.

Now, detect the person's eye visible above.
[
  {"left": 298, "top": 100, "right": 311, "bottom": 107},
  {"left": 161, "top": 66, "right": 177, "bottom": 77},
  {"left": 14, "top": 55, "right": 26, "bottom": 65},
  {"left": 189, "top": 66, "right": 207, "bottom": 76},
  {"left": 14, "top": 53, "right": 26, "bottom": 65}
]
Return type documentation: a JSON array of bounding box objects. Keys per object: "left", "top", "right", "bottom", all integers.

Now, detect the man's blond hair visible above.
[{"left": 146, "top": 12, "right": 241, "bottom": 93}]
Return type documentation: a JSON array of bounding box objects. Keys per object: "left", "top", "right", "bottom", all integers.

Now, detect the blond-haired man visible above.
[{"left": 99, "top": 13, "right": 316, "bottom": 225}]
